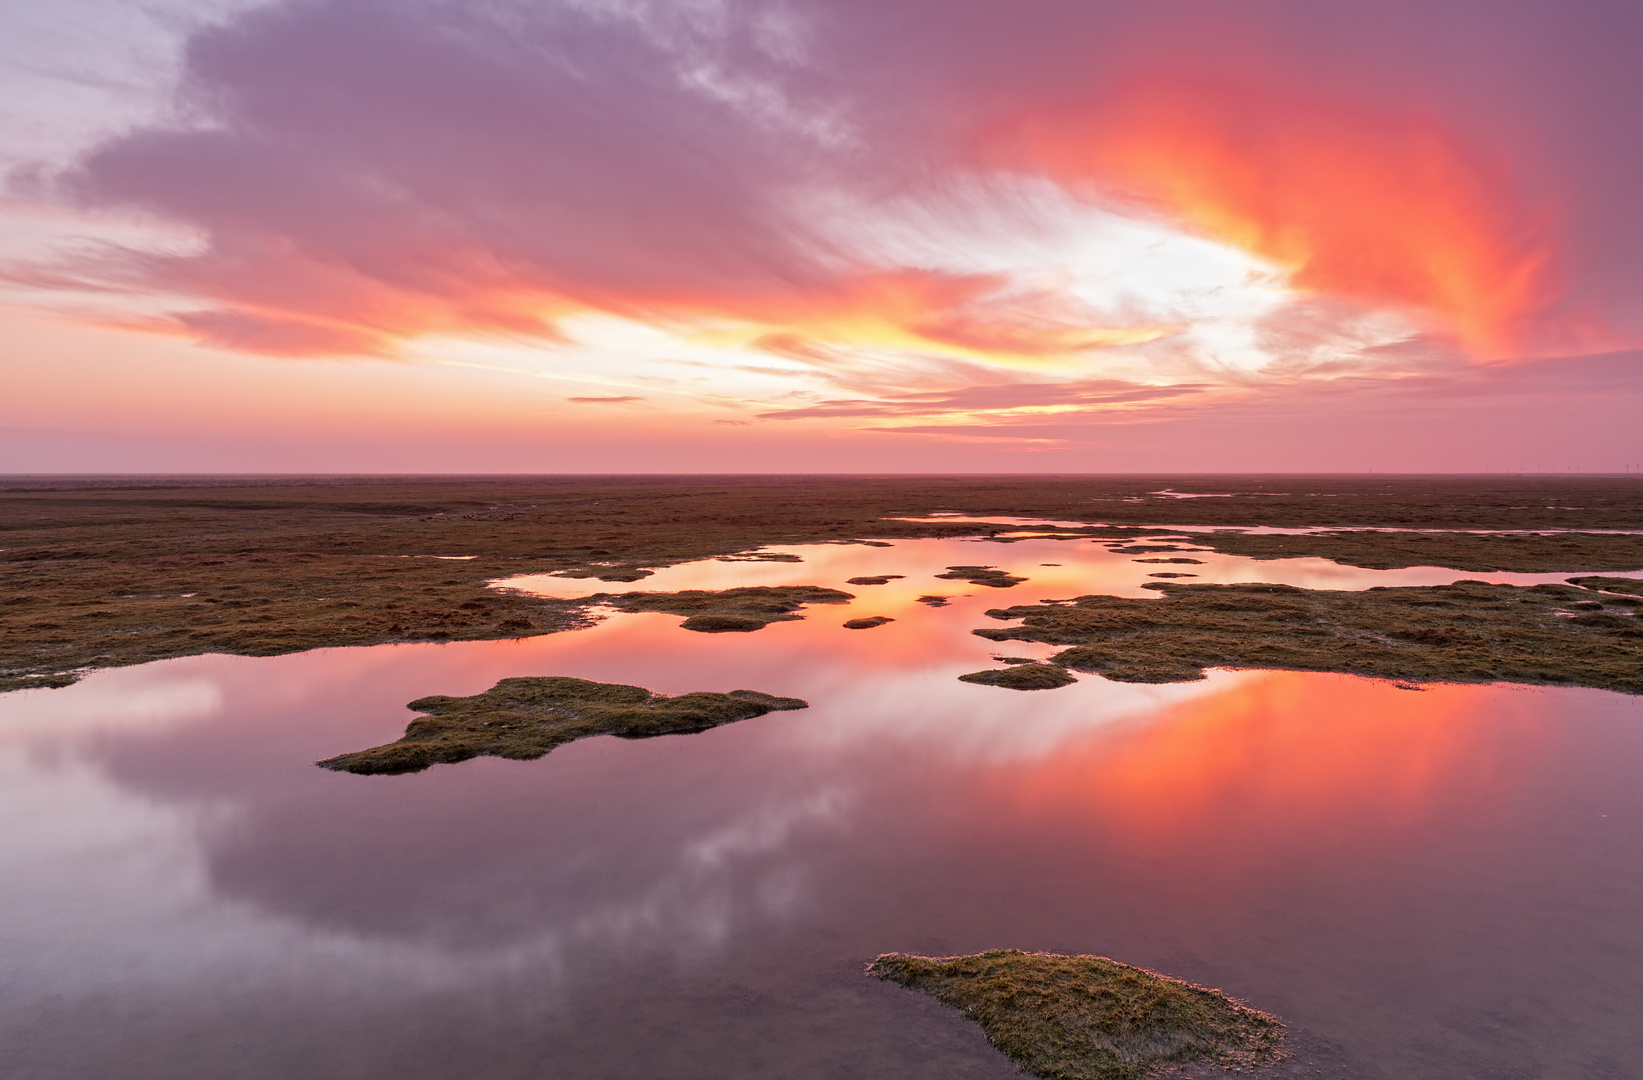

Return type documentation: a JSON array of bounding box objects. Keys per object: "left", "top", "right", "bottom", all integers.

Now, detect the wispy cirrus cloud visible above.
[{"left": 757, "top": 378, "right": 1206, "bottom": 421}]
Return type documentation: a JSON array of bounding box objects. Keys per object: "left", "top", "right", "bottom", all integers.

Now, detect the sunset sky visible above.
[{"left": 2, "top": 0, "right": 1641, "bottom": 472}]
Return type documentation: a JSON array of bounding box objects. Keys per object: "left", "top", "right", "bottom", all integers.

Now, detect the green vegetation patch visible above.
[
  {"left": 592, "top": 585, "right": 854, "bottom": 632},
  {"left": 317, "top": 676, "right": 807, "bottom": 774},
  {"left": 867, "top": 950, "right": 1285, "bottom": 1080},
  {"left": 969, "top": 580, "right": 1643, "bottom": 691},
  {"left": 936, "top": 565, "right": 1027, "bottom": 588},
  {"left": 959, "top": 664, "right": 1077, "bottom": 690}
]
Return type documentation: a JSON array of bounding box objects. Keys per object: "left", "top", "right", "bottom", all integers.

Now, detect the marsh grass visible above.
[
  {"left": 867, "top": 950, "right": 1285, "bottom": 1080},
  {"left": 843, "top": 616, "right": 894, "bottom": 629},
  {"left": 937, "top": 565, "right": 1027, "bottom": 588},
  {"left": 590, "top": 586, "right": 854, "bottom": 632},
  {"left": 958, "top": 664, "right": 1077, "bottom": 690},
  {"left": 1568, "top": 576, "right": 1643, "bottom": 597},
  {"left": 968, "top": 579, "right": 1643, "bottom": 692},
  {"left": 4, "top": 476, "right": 1640, "bottom": 690},
  {"left": 317, "top": 675, "right": 807, "bottom": 774}
]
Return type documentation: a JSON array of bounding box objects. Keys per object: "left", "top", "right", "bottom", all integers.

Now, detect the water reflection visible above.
[
  {"left": 494, "top": 535, "right": 1643, "bottom": 601},
  {"left": 1, "top": 551, "right": 1641, "bottom": 1078}
]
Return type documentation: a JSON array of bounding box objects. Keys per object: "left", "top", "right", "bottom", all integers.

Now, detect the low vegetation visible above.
[
  {"left": 1569, "top": 576, "right": 1643, "bottom": 598},
  {"left": 966, "top": 579, "right": 1643, "bottom": 691},
  {"left": 867, "top": 950, "right": 1285, "bottom": 1080},
  {"left": 843, "top": 616, "right": 894, "bottom": 629},
  {"left": 936, "top": 565, "right": 1028, "bottom": 588},
  {"left": 1188, "top": 529, "right": 1643, "bottom": 572},
  {"left": 4, "top": 475, "right": 1640, "bottom": 690},
  {"left": 317, "top": 675, "right": 807, "bottom": 774},
  {"left": 959, "top": 664, "right": 1077, "bottom": 690},
  {"left": 586, "top": 585, "right": 854, "bottom": 632}
]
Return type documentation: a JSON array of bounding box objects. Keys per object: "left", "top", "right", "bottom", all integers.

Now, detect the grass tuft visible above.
[
  {"left": 959, "top": 664, "right": 1077, "bottom": 690},
  {"left": 867, "top": 950, "right": 1285, "bottom": 1080},
  {"left": 937, "top": 566, "right": 1027, "bottom": 588},
  {"left": 968, "top": 580, "right": 1643, "bottom": 692},
  {"left": 317, "top": 676, "right": 806, "bottom": 774},
  {"left": 593, "top": 586, "right": 853, "bottom": 632}
]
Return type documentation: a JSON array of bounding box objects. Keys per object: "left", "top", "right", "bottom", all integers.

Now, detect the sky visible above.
[{"left": 1, "top": 0, "right": 1641, "bottom": 473}]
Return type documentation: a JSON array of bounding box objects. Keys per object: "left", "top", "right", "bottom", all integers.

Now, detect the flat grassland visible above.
[{"left": 3, "top": 474, "right": 1642, "bottom": 691}]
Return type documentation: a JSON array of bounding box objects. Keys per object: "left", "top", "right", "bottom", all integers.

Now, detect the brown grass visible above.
[
  {"left": 1568, "top": 576, "right": 1643, "bottom": 597},
  {"left": 967, "top": 579, "right": 1643, "bottom": 692},
  {"left": 843, "top": 616, "right": 894, "bottom": 629},
  {"left": 4, "top": 475, "right": 1640, "bottom": 690},
  {"left": 936, "top": 565, "right": 1028, "bottom": 588},
  {"left": 585, "top": 585, "right": 854, "bottom": 632},
  {"left": 958, "top": 664, "right": 1077, "bottom": 690},
  {"left": 867, "top": 950, "right": 1285, "bottom": 1080},
  {"left": 317, "top": 675, "right": 806, "bottom": 774},
  {"left": 1191, "top": 529, "right": 1643, "bottom": 572}
]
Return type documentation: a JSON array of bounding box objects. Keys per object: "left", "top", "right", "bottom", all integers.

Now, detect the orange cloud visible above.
[
  {"left": 994, "top": 80, "right": 1574, "bottom": 357},
  {"left": 668, "top": 269, "right": 1165, "bottom": 368}
]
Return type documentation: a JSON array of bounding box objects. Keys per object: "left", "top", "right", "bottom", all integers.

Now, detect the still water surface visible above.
[{"left": 2, "top": 538, "right": 1641, "bottom": 1078}]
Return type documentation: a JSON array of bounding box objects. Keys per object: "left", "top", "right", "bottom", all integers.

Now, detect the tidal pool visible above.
[
  {"left": 494, "top": 533, "right": 1642, "bottom": 600},
  {"left": 2, "top": 539, "right": 1641, "bottom": 1079}
]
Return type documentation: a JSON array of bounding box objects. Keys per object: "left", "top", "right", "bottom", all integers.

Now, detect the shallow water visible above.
[
  {"left": 495, "top": 534, "right": 1643, "bottom": 600},
  {"left": 3, "top": 542, "right": 1642, "bottom": 1079}
]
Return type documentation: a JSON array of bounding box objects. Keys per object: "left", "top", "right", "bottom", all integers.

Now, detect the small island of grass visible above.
[
  {"left": 964, "top": 578, "right": 1643, "bottom": 691},
  {"left": 867, "top": 949, "right": 1285, "bottom": 1080},
  {"left": 958, "top": 663, "right": 1077, "bottom": 690},
  {"left": 936, "top": 566, "right": 1027, "bottom": 588},
  {"left": 591, "top": 585, "right": 854, "bottom": 632},
  {"left": 317, "top": 675, "right": 807, "bottom": 774}
]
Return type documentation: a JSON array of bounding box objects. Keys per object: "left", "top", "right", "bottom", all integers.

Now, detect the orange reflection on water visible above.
[{"left": 972, "top": 672, "right": 1542, "bottom": 847}]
